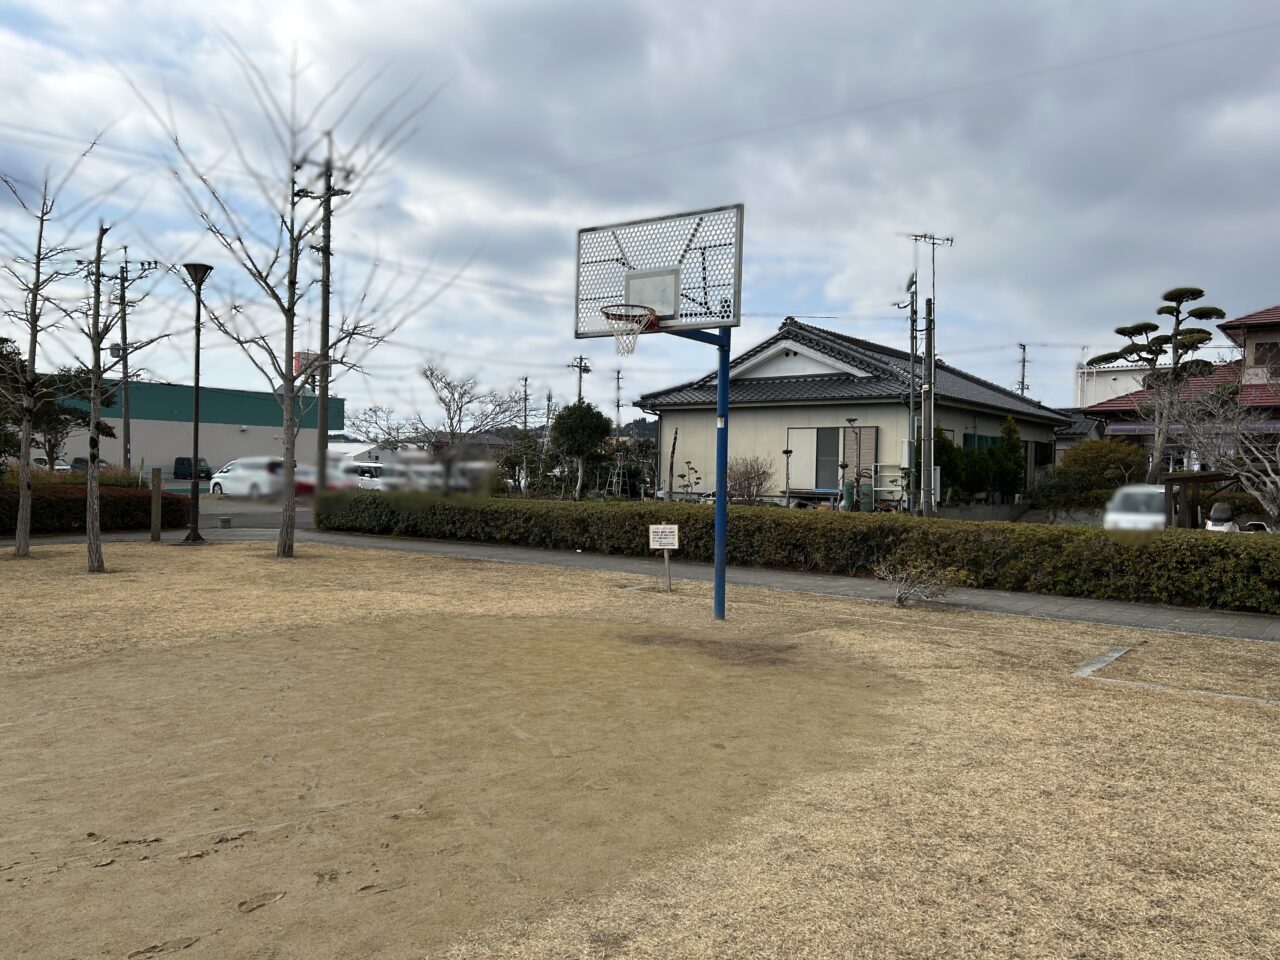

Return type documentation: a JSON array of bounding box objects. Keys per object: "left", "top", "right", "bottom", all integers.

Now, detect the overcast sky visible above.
[{"left": 2, "top": 0, "right": 1278, "bottom": 426}]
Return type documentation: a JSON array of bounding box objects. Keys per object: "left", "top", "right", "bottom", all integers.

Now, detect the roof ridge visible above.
[{"left": 781, "top": 319, "right": 912, "bottom": 384}]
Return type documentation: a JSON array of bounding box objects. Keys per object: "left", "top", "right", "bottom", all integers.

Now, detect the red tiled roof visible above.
[
  {"left": 1082, "top": 359, "right": 1280, "bottom": 413},
  {"left": 1219, "top": 304, "right": 1280, "bottom": 330}
]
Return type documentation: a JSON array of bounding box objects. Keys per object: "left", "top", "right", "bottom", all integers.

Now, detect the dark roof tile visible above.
[{"left": 639, "top": 319, "right": 1070, "bottom": 424}]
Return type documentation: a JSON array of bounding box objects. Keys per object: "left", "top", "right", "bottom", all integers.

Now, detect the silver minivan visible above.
[{"left": 1103, "top": 484, "right": 1166, "bottom": 531}]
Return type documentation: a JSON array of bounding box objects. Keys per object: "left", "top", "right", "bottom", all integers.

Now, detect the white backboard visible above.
[
  {"left": 648, "top": 523, "right": 679, "bottom": 550},
  {"left": 575, "top": 204, "right": 744, "bottom": 339}
]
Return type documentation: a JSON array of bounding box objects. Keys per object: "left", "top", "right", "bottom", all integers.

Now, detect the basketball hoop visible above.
[{"left": 601, "top": 304, "right": 659, "bottom": 356}]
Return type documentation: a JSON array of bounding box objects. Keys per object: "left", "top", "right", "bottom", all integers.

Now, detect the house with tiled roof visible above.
[
  {"left": 638, "top": 318, "right": 1070, "bottom": 505},
  {"left": 1081, "top": 305, "right": 1280, "bottom": 472}
]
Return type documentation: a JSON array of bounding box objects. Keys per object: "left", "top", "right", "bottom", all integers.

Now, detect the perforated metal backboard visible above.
[{"left": 574, "top": 203, "right": 744, "bottom": 338}]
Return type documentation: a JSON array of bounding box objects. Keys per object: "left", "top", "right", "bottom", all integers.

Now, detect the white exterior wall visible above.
[
  {"left": 62, "top": 416, "right": 323, "bottom": 477},
  {"left": 1075, "top": 364, "right": 1154, "bottom": 406},
  {"left": 657, "top": 402, "right": 909, "bottom": 498},
  {"left": 657, "top": 402, "right": 1056, "bottom": 499}
]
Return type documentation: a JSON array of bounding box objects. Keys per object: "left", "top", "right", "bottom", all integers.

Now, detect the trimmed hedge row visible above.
[
  {"left": 316, "top": 493, "right": 1280, "bottom": 615},
  {"left": 0, "top": 485, "right": 188, "bottom": 537}
]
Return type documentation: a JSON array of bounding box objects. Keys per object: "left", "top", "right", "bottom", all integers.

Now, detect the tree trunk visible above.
[
  {"left": 86, "top": 383, "right": 104, "bottom": 572},
  {"left": 14, "top": 407, "right": 34, "bottom": 558},
  {"left": 86, "top": 225, "right": 108, "bottom": 573},
  {"left": 575, "top": 456, "right": 585, "bottom": 501},
  {"left": 277, "top": 386, "right": 297, "bottom": 558},
  {"left": 1146, "top": 411, "right": 1170, "bottom": 484}
]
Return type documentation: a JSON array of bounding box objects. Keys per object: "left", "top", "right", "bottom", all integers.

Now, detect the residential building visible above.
[
  {"left": 1082, "top": 305, "right": 1280, "bottom": 471},
  {"left": 639, "top": 318, "right": 1069, "bottom": 504},
  {"left": 1053, "top": 409, "right": 1105, "bottom": 462}
]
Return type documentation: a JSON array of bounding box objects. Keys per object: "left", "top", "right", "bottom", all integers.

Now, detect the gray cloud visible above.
[{"left": 1, "top": 0, "right": 1277, "bottom": 420}]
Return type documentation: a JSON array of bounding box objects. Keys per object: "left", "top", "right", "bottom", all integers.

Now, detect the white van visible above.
[
  {"left": 209, "top": 457, "right": 285, "bottom": 498},
  {"left": 1103, "top": 484, "right": 1166, "bottom": 531}
]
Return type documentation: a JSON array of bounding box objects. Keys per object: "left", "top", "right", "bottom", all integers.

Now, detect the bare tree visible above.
[
  {"left": 0, "top": 152, "right": 102, "bottom": 557},
  {"left": 414, "top": 363, "right": 522, "bottom": 448},
  {"left": 139, "top": 46, "right": 443, "bottom": 556},
  {"left": 725, "top": 455, "right": 774, "bottom": 504},
  {"left": 1173, "top": 365, "right": 1280, "bottom": 523},
  {"left": 80, "top": 224, "right": 112, "bottom": 572},
  {"left": 347, "top": 404, "right": 412, "bottom": 450}
]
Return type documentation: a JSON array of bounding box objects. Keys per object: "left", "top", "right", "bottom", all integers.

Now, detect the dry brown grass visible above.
[{"left": 2, "top": 542, "right": 1278, "bottom": 959}]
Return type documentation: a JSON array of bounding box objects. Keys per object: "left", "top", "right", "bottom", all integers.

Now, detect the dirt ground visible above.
[{"left": 1, "top": 542, "right": 1277, "bottom": 959}]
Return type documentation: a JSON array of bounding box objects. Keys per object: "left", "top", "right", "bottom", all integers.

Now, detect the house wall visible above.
[
  {"left": 656, "top": 402, "right": 909, "bottom": 499},
  {"left": 1076, "top": 364, "right": 1156, "bottom": 406},
  {"left": 1243, "top": 329, "right": 1280, "bottom": 385},
  {"left": 656, "top": 401, "right": 1056, "bottom": 500}
]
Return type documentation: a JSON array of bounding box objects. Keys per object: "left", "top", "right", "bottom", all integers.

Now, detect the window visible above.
[
  {"left": 1254, "top": 340, "right": 1280, "bottom": 370},
  {"left": 962, "top": 433, "right": 1000, "bottom": 452},
  {"left": 815, "top": 427, "right": 839, "bottom": 489}
]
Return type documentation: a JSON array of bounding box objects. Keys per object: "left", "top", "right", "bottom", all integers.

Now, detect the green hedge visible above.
[
  {"left": 0, "top": 486, "right": 188, "bottom": 537},
  {"left": 316, "top": 493, "right": 1280, "bottom": 615}
]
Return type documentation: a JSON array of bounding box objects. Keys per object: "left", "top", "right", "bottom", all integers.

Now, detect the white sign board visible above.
[{"left": 649, "top": 524, "right": 679, "bottom": 550}]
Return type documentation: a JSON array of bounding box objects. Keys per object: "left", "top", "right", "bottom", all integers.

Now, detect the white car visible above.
[
  {"left": 32, "top": 456, "right": 71, "bottom": 472},
  {"left": 209, "top": 457, "right": 285, "bottom": 498},
  {"left": 1102, "top": 484, "right": 1167, "bottom": 531},
  {"left": 352, "top": 462, "right": 406, "bottom": 491}
]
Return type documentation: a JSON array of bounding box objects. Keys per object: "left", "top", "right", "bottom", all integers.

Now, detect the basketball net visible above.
[{"left": 601, "top": 304, "right": 658, "bottom": 356}]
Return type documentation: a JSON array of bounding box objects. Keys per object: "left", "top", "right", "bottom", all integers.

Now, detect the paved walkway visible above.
[{"left": 13, "top": 526, "right": 1280, "bottom": 644}]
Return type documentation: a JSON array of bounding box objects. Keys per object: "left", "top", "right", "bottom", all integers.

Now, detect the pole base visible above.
[{"left": 180, "top": 529, "right": 207, "bottom": 544}]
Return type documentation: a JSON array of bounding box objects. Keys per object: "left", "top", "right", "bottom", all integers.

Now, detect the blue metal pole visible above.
[
  {"left": 671, "top": 327, "right": 732, "bottom": 620},
  {"left": 714, "top": 327, "right": 730, "bottom": 620}
]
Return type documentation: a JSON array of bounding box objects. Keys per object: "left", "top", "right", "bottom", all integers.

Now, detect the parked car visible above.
[
  {"left": 1102, "top": 484, "right": 1167, "bottom": 531},
  {"left": 70, "top": 457, "right": 114, "bottom": 472},
  {"left": 1204, "top": 501, "right": 1240, "bottom": 533},
  {"left": 1242, "top": 521, "right": 1273, "bottom": 534},
  {"left": 294, "top": 460, "right": 364, "bottom": 496},
  {"left": 32, "top": 456, "right": 71, "bottom": 472},
  {"left": 209, "top": 457, "right": 284, "bottom": 498},
  {"left": 174, "top": 456, "right": 212, "bottom": 481},
  {"left": 353, "top": 462, "right": 406, "bottom": 491}
]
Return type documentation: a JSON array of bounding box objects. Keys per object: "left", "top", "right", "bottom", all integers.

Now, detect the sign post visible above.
[{"left": 648, "top": 523, "right": 679, "bottom": 592}]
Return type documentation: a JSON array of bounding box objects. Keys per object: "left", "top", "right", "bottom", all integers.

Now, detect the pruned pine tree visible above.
[
  {"left": 1087, "top": 287, "right": 1223, "bottom": 482},
  {"left": 140, "top": 45, "right": 443, "bottom": 557}
]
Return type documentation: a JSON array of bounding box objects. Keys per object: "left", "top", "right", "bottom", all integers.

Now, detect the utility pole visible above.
[
  {"left": 613, "top": 369, "right": 623, "bottom": 440},
  {"left": 567, "top": 355, "right": 591, "bottom": 401},
  {"left": 301, "top": 132, "right": 351, "bottom": 495},
  {"left": 544, "top": 389, "right": 553, "bottom": 449},
  {"left": 520, "top": 376, "right": 530, "bottom": 430},
  {"left": 116, "top": 256, "right": 131, "bottom": 473},
  {"left": 922, "top": 297, "right": 936, "bottom": 517},
  {"left": 896, "top": 264, "right": 919, "bottom": 513},
  {"left": 1017, "top": 343, "right": 1029, "bottom": 396},
  {"left": 909, "top": 233, "right": 953, "bottom": 516}
]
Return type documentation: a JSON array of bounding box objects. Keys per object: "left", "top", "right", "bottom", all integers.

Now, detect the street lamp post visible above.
[
  {"left": 181, "top": 263, "right": 212, "bottom": 544},
  {"left": 782, "top": 448, "right": 793, "bottom": 508}
]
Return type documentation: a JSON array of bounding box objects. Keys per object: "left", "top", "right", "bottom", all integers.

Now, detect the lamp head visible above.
[{"left": 183, "top": 263, "right": 213, "bottom": 288}]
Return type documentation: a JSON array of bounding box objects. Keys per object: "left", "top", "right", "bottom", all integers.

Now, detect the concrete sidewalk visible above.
[{"left": 16, "top": 526, "right": 1280, "bottom": 644}]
